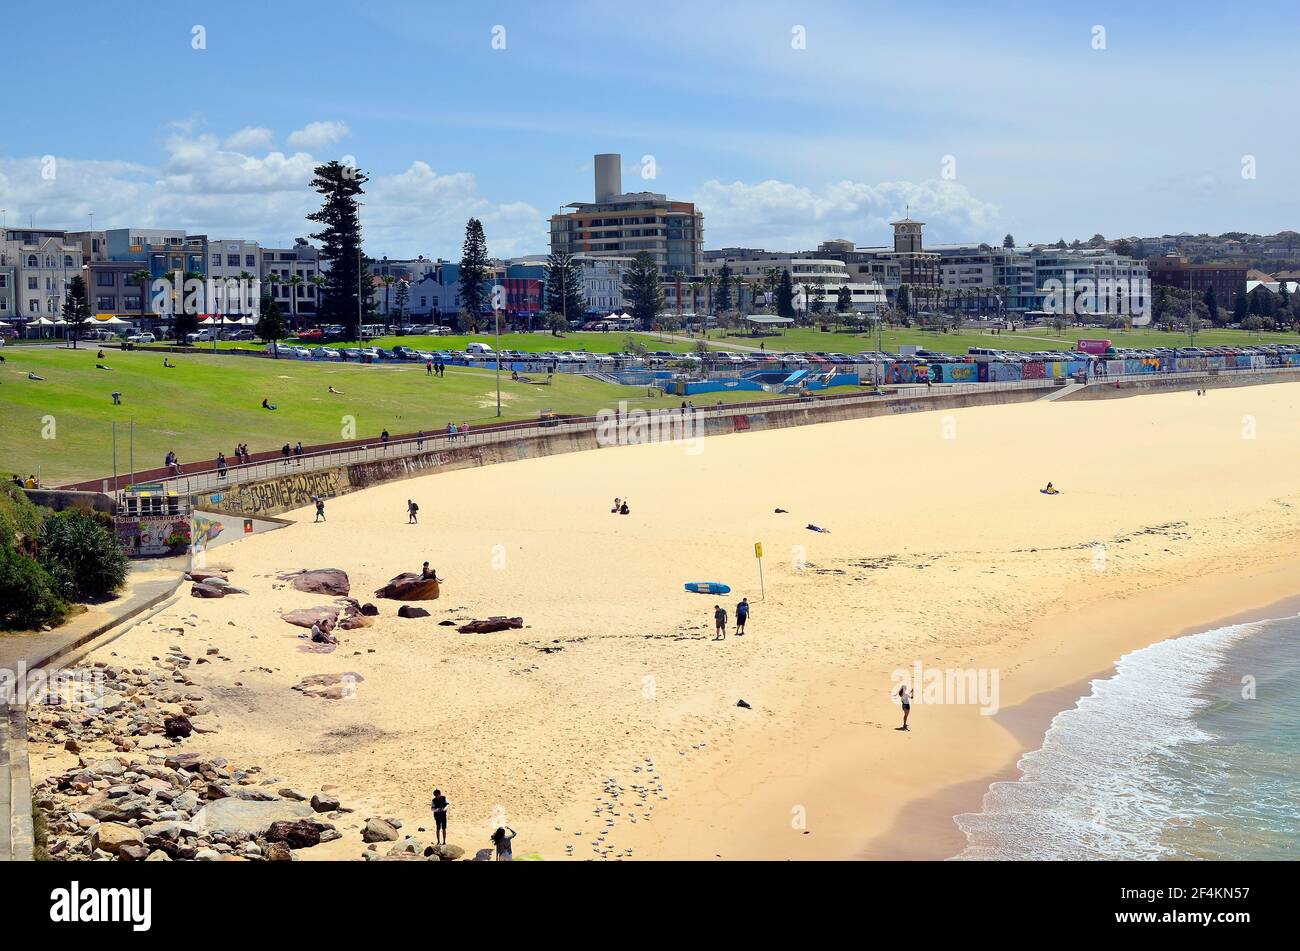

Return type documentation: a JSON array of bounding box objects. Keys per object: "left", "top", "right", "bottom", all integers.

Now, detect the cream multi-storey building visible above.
[{"left": 1, "top": 228, "right": 84, "bottom": 319}]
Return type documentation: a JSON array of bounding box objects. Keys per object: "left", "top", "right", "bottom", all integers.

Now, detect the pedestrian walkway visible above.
[
  {"left": 1038, "top": 382, "right": 1087, "bottom": 401},
  {"left": 0, "top": 556, "right": 186, "bottom": 679},
  {"left": 1, "top": 702, "right": 33, "bottom": 861}
]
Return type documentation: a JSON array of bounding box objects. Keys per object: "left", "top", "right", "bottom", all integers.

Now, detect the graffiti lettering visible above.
[{"left": 204, "top": 470, "right": 343, "bottom": 516}]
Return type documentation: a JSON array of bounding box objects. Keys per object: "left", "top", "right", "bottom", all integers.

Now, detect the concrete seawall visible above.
[
  {"left": 1060, "top": 368, "right": 1300, "bottom": 401},
  {"left": 0, "top": 703, "right": 34, "bottom": 862}
]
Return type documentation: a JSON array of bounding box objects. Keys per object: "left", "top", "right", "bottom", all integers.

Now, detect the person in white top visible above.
[{"left": 898, "top": 683, "right": 913, "bottom": 732}]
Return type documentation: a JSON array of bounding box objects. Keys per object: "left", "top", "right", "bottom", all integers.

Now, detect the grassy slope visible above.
[
  {"left": 140, "top": 331, "right": 709, "bottom": 355},
  {"left": 0, "top": 347, "right": 853, "bottom": 483}
]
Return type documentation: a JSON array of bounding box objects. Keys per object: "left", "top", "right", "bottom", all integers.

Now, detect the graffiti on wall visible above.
[
  {"left": 115, "top": 517, "right": 191, "bottom": 557},
  {"left": 347, "top": 448, "right": 483, "bottom": 489},
  {"left": 202, "top": 468, "right": 346, "bottom": 516}
]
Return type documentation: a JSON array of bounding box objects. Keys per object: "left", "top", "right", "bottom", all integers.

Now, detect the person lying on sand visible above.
[{"left": 805, "top": 523, "right": 830, "bottom": 533}]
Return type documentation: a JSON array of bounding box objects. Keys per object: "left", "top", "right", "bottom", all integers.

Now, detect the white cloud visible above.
[
  {"left": 695, "top": 178, "right": 1000, "bottom": 250},
  {"left": 0, "top": 134, "right": 544, "bottom": 258},
  {"left": 223, "top": 126, "right": 275, "bottom": 151},
  {"left": 286, "top": 121, "right": 350, "bottom": 150}
]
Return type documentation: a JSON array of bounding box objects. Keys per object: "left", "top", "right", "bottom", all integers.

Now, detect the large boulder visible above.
[
  {"left": 264, "top": 819, "right": 323, "bottom": 850},
  {"left": 457, "top": 616, "right": 524, "bottom": 634},
  {"left": 163, "top": 714, "right": 193, "bottom": 738},
  {"left": 192, "top": 798, "right": 313, "bottom": 838},
  {"left": 362, "top": 818, "right": 400, "bottom": 843},
  {"left": 374, "top": 573, "right": 441, "bottom": 601},
  {"left": 90, "top": 822, "right": 145, "bottom": 855},
  {"left": 281, "top": 606, "right": 341, "bottom": 629},
  {"left": 190, "top": 582, "right": 227, "bottom": 599},
  {"left": 397, "top": 606, "right": 430, "bottom": 619},
  {"left": 282, "top": 569, "right": 351, "bottom": 597}
]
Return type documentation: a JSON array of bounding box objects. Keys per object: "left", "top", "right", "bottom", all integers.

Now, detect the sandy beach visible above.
[{"left": 65, "top": 380, "right": 1300, "bottom": 860}]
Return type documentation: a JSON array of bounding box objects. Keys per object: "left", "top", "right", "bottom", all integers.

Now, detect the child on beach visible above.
[
  {"left": 431, "top": 789, "right": 450, "bottom": 846},
  {"left": 898, "top": 683, "right": 912, "bottom": 731},
  {"left": 714, "top": 604, "right": 728, "bottom": 640},
  {"left": 491, "top": 826, "right": 517, "bottom": 861}
]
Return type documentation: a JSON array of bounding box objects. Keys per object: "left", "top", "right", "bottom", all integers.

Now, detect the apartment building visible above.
[
  {"left": 1146, "top": 254, "right": 1245, "bottom": 308},
  {"left": 260, "top": 243, "right": 320, "bottom": 323},
  {"left": 1031, "top": 248, "right": 1149, "bottom": 317},
  {"left": 550, "top": 153, "right": 703, "bottom": 278},
  {"left": 1, "top": 227, "right": 84, "bottom": 319},
  {"left": 85, "top": 261, "right": 149, "bottom": 319},
  {"left": 207, "top": 239, "right": 262, "bottom": 316},
  {"left": 0, "top": 260, "right": 15, "bottom": 321}
]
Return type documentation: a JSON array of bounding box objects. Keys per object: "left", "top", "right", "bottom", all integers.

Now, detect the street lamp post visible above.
[{"left": 494, "top": 281, "right": 502, "bottom": 418}]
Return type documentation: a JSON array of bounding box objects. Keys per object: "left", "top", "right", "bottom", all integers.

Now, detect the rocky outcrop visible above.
[
  {"left": 291, "top": 673, "right": 364, "bottom": 700},
  {"left": 457, "top": 616, "right": 524, "bottom": 634},
  {"left": 374, "top": 572, "right": 441, "bottom": 601},
  {"left": 281, "top": 606, "right": 341, "bottom": 629},
  {"left": 280, "top": 569, "right": 351, "bottom": 597}
]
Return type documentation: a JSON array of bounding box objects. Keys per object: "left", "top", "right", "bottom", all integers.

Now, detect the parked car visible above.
[
  {"left": 310, "top": 347, "right": 341, "bottom": 360},
  {"left": 126, "top": 332, "right": 156, "bottom": 344},
  {"left": 222, "top": 328, "right": 255, "bottom": 340},
  {"left": 296, "top": 327, "right": 323, "bottom": 342}
]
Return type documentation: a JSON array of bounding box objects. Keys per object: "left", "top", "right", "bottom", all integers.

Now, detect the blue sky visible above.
[{"left": 2, "top": 0, "right": 1296, "bottom": 258}]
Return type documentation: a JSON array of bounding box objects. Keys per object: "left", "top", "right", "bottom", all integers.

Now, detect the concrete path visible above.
[
  {"left": 1038, "top": 382, "right": 1087, "bottom": 401},
  {"left": 0, "top": 703, "right": 33, "bottom": 861},
  {"left": 0, "top": 556, "right": 187, "bottom": 679}
]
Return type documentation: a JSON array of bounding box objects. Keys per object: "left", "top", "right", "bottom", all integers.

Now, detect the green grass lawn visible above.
[
  {"left": 705, "top": 325, "right": 1300, "bottom": 356},
  {"left": 0, "top": 347, "right": 855, "bottom": 484},
  {"left": 140, "top": 330, "right": 709, "bottom": 355}
]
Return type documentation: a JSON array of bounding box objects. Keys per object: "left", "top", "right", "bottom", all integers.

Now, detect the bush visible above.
[
  {"left": 0, "top": 483, "right": 48, "bottom": 551},
  {"left": 38, "top": 509, "right": 128, "bottom": 602},
  {"left": 0, "top": 545, "right": 67, "bottom": 630}
]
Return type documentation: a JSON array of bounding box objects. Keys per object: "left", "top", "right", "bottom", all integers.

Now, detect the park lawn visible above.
[
  {"left": 706, "top": 325, "right": 1300, "bottom": 356},
  {"left": 0, "top": 347, "right": 861, "bottom": 484},
  {"left": 135, "top": 330, "right": 709, "bottom": 355}
]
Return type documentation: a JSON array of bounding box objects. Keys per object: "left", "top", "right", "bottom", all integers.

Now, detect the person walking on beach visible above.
[
  {"left": 314, "top": 496, "right": 326, "bottom": 522},
  {"left": 898, "top": 683, "right": 913, "bottom": 731},
  {"left": 407, "top": 499, "right": 419, "bottom": 524},
  {"left": 714, "top": 603, "right": 727, "bottom": 640},
  {"left": 431, "top": 789, "right": 450, "bottom": 846},
  {"left": 491, "top": 826, "right": 517, "bottom": 861},
  {"left": 735, "top": 597, "right": 750, "bottom": 636}
]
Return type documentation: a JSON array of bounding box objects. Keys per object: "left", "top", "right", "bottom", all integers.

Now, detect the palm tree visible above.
[
  {"left": 381, "top": 274, "right": 395, "bottom": 326},
  {"left": 264, "top": 272, "right": 281, "bottom": 329},
  {"left": 673, "top": 270, "right": 686, "bottom": 317},
  {"left": 287, "top": 274, "right": 304, "bottom": 327},
  {"left": 702, "top": 274, "right": 714, "bottom": 316},
  {"left": 309, "top": 274, "right": 325, "bottom": 321},
  {"left": 131, "top": 269, "right": 153, "bottom": 327}
]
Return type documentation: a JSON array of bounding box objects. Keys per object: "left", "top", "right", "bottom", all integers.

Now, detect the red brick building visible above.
[{"left": 1146, "top": 255, "right": 1246, "bottom": 307}]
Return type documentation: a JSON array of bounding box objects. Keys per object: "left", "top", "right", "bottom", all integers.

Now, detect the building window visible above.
[
  {"left": 27, "top": 255, "right": 38, "bottom": 268},
  {"left": 96, "top": 271, "right": 115, "bottom": 287},
  {"left": 96, "top": 296, "right": 115, "bottom": 311}
]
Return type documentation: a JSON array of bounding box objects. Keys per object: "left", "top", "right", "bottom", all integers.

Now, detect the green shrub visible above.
[
  {"left": 0, "top": 545, "right": 67, "bottom": 630},
  {"left": 38, "top": 509, "right": 128, "bottom": 602},
  {"left": 0, "top": 483, "right": 48, "bottom": 551}
]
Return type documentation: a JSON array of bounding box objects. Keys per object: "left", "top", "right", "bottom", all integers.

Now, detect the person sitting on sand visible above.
[
  {"left": 164, "top": 357, "right": 175, "bottom": 368},
  {"left": 262, "top": 397, "right": 277, "bottom": 410},
  {"left": 97, "top": 349, "right": 105, "bottom": 359},
  {"left": 611, "top": 497, "right": 621, "bottom": 513},
  {"left": 1042, "top": 482, "right": 1058, "bottom": 495},
  {"left": 491, "top": 826, "right": 517, "bottom": 861},
  {"left": 619, "top": 500, "right": 629, "bottom": 515}
]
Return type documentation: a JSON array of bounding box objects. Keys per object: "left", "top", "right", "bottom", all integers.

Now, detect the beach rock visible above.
[
  {"left": 281, "top": 606, "right": 340, "bottom": 629},
  {"left": 117, "top": 843, "right": 151, "bottom": 862},
  {"left": 360, "top": 603, "right": 379, "bottom": 616},
  {"left": 164, "top": 714, "right": 193, "bottom": 738},
  {"left": 90, "top": 822, "right": 144, "bottom": 855},
  {"left": 145, "top": 850, "right": 172, "bottom": 862},
  {"left": 310, "top": 793, "right": 340, "bottom": 813},
  {"left": 264, "top": 842, "right": 293, "bottom": 861},
  {"left": 374, "top": 572, "right": 441, "bottom": 601},
  {"left": 736, "top": 699, "right": 751, "bottom": 709},
  {"left": 291, "top": 673, "right": 364, "bottom": 700},
  {"left": 165, "top": 752, "right": 205, "bottom": 772},
  {"left": 283, "top": 569, "right": 351, "bottom": 597},
  {"left": 264, "top": 819, "right": 322, "bottom": 850},
  {"left": 457, "top": 616, "right": 524, "bottom": 634},
  {"left": 192, "top": 798, "right": 313, "bottom": 838},
  {"left": 337, "top": 612, "right": 372, "bottom": 630},
  {"left": 429, "top": 843, "right": 465, "bottom": 861},
  {"left": 397, "top": 606, "right": 430, "bottom": 619},
  {"left": 362, "top": 818, "right": 400, "bottom": 843},
  {"left": 186, "top": 569, "right": 229, "bottom": 583},
  {"left": 190, "top": 582, "right": 227, "bottom": 599}
]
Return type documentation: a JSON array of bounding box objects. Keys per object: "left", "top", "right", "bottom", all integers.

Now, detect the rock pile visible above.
[
  {"left": 374, "top": 572, "right": 441, "bottom": 601},
  {"left": 457, "top": 616, "right": 524, "bottom": 634},
  {"left": 278, "top": 568, "right": 351, "bottom": 597}
]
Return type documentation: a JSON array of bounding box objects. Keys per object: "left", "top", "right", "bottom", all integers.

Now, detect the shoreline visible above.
[{"left": 869, "top": 557, "right": 1300, "bottom": 861}]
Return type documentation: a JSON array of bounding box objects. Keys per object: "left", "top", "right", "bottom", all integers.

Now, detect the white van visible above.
[{"left": 465, "top": 342, "right": 495, "bottom": 358}]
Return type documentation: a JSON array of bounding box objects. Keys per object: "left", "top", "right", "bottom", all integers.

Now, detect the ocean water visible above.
[{"left": 952, "top": 612, "right": 1300, "bottom": 860}]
